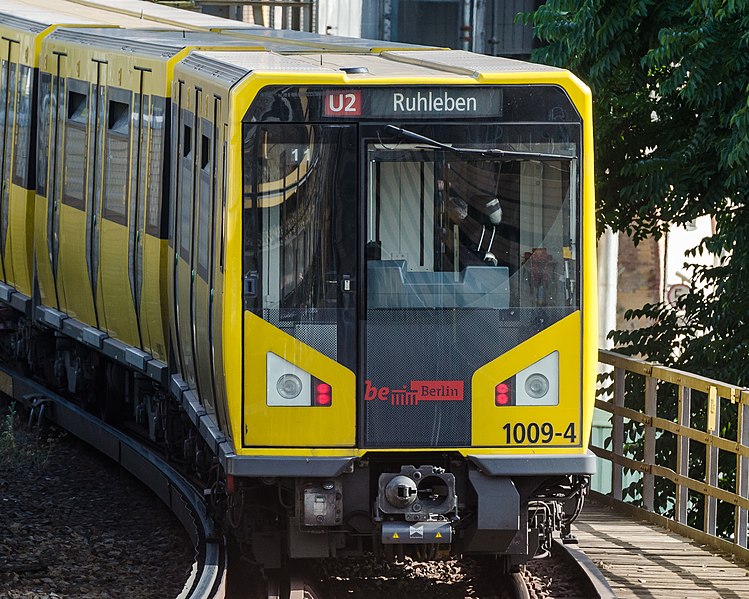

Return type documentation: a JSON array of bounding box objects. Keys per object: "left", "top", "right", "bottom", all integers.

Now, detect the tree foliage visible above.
[{"left": 523, "top": 0, "right": 749, "bottom": 385}]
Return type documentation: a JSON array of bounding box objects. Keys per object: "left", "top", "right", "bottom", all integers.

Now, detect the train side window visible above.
[
  {"left": 2, "top": 61, "right": 17, "bottom": 245},
  {"left": 102, "top": 95, "right": 131, "bottom": 225},
  {"left": 146, "top": 96, "right": 166, "bottom": 237},
  {"left": 2, "top": 62, "right": 17, "bottom": 193},
  {"left": 0, "top": 61, "right": 6, "bottom": 166},
  {"left": 62, "top": 88, "right": 88, "bottom": 209},
  {"left": 219, "top": 138, "right": 226, "bottom": 273},
  {"left": 36, "top": 72, "right": 52, "bottom": 197},
  {"left": 12, "top": 65, "right": 33, "bottom": 189},
  {"left": 168, "top": 86, "right": 181, "bottom": 249},
  {"left": 197, "top": 125, "right": 212, "bottom": 280},
  {"left": 178, "top": 117, "right": 193, "bottom": 261}
]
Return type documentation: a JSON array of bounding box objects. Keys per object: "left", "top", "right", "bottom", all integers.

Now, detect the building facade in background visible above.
[{"left": 195, "top": 0, "right": 540, "bottom": 56}]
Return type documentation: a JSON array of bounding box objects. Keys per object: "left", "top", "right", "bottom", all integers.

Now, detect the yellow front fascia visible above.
[
  {"left": 472, "top": 311, "right": 582, "bottom": 451},
  {"left": 243, "top": 312, "right": 356, "bottom": 447},
  {"left": 224, "top": 67, "right": 596, "bottom": 456}
]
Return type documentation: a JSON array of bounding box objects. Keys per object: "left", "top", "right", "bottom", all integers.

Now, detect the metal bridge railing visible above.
[{"left": 593, "top": 349, "right": 749, "bottom": 562}]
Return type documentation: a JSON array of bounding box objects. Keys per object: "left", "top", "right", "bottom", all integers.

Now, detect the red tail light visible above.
[
  {"left": 314, "top": 381, "right": 332, "bottom": 407},
  {"left": 495, "top": 379, "right": 514, "bottom": 406}
]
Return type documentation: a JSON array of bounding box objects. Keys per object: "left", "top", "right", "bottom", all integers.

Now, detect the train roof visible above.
[
  {"left": 183, "top": 49, "right": 564, "bottom": 86},
  {"left": 46, "top": 27, "right": 265, "bottom": 58},
  {"left": 206, "top": 28, "right": 436, "bottom": 54}
]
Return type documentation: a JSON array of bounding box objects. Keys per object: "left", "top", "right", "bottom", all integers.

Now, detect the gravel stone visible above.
[
  {"left": 0, "top": 408, "right": 194, "bottom": 599},
  {"left": 314, "top": 550, "right": 592, "bottom": 598}
]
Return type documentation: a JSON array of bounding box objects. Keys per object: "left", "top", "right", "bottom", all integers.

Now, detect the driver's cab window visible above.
[{"left": 366, "top": 140, "right": 576, "bottom": 310}]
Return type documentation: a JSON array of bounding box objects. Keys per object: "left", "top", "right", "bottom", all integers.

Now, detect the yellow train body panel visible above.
[
  {"left": 57, "top": 205, "right": 96, "bottom": 324},
  {"left": 193, "top": 276, "right": 216, "bottom": 415},
  {"left": 97, "top": 220, "right": 139, "bottom": 345},
  {"left": 34, "top": 197, "right": 57, "bottom": 308},
  {"left": 242, "top": 312, "right": 356, "bottom": 447},
  {"left": 472, "top": 311, "right": 583, "bottom": 451},
  {"left": 175, "top": 258, "right": 196, "bottom": 387},
  {"left": 7, "top": 184, "right": 34, "bottom": 297},
  {"left": 140, "top": 235, "right": 169, "bottom": 361}
]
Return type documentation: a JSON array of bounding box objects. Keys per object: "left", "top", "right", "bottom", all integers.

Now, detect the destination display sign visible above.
[
  {"left": 246, "top": 86, "right": 507, "bottom": 122},
  {"left": 322, "top": 88, "right": 503, "bottom": 118}
]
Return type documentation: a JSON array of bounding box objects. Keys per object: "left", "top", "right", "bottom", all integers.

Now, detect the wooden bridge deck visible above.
[{"left": 571, "top": 499, "right": 749, "bottom": 598}]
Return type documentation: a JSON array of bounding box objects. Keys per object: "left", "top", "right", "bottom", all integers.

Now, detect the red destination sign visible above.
[{"left": 324, "top": 90, "right": 362, "bottom": 116}]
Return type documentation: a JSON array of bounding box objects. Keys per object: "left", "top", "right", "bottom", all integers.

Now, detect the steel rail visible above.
[
  {"left": 504, "top": 572, "right": 531, "bottom": 599},
  {"left": 0, "top": 364, "right": 226, "bottom": 599},
  {"left": 551, "top": 538, "right": 616, "bottom": 599}
]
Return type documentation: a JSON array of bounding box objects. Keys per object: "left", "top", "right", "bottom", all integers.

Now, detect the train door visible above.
[
  {"left": 34, "top": 68, "right": 56, "bottom": 309},
  {"left": 10, "top": 60, "right": 35, "bottom": 297},
  {"left": 169, "top": 81, "right": 184, "bottom": 375},
  {"left": 175, "top": 90, "right": 198, "bottom": 390},
  {"left": 213, "top": 123, "right": 230, "bottom": 435},
  {"left": 192, "top": 111, "right": 216, "bottom": 415},
  {"left": 99, "top": 84, "right": 140, "bottom": 348},
  {"left": 49, "top": 52, "right": 67, "bottom": 312},
  {"left": 88, "top": 59, "right": 107, "bottom": 331},
  {"left": 241, "top": 123, "right": 357, "bottom": 447},
  {"left": 57, "top": 78, "right": 96, "bottom": 324},
  {"left": 129, "top": 67, "right": 150, "bottom": 351},
  {"left": 140, "top": 94, "right": 168, "bottom": 361},
  {"left": 0, "top": 38, "right": 19, "bottom": 288},
  {"left": 361, "top": 129, "right": 474, "bottom": 448}
]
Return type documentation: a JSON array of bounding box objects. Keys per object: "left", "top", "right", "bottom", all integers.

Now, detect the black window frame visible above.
[
  {"left": 61, "top": 81, "right": 89, "bottom": 210},
  {"left": 12, "top": 64, "right": 34, "bottom": 189},
  {"left": 102, "top": 87, "right": 132, "bottom": 226},
  {"left": 196, "top": 118, "right": 213, "bottom": 281},
  {"left": 178, "top": 109, "right": 195, "bottom": 262},
  {"left": 145, "top": 95, "right": 168, "bottom": 238}
]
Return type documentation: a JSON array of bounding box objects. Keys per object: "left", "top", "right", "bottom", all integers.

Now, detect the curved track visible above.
[
  {"left": 504, "top": 572, "right": 531, "bottom": 599},
  {"left": 547, "top": 538, "right": 616, "bottom": 599},
  {"left": 0, "top": 364, "right": 226, "bottom": 599}
]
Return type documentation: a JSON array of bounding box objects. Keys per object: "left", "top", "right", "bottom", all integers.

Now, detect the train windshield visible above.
[{"left": 365, "top": 123, "right": 579, "bottom": 312}]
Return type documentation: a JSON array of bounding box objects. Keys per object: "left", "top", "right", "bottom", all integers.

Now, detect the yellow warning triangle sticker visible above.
[
  {"left": 393, "top": 533, "right": 399, "bottom": 539},
  {"left": 435, "top": 532, "right": 442, "bottom": 539}
]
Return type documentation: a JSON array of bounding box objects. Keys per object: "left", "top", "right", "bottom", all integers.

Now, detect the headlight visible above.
[
  {"left": 524, "top": 373, "right": 549, "bottom": 399},
  {"left": 277, "top": 374, "right": 303, "bottom": 399},
  {"left": 267, "top": 353, "right": 311, "bottom": 406},
  {"left": 501, "top": 352, "right": 558, "bottom": 407},
  {"left": 266, "top": 353, "right": 332, "bottom": 407}
]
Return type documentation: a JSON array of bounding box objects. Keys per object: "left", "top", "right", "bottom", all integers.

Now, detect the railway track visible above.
[{"left": 0, "top": 363, "right": 227, "bottom": 599}]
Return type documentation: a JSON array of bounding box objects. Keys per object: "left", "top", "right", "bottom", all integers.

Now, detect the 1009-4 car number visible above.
[{"left": 502, "top": 422, "right": 576, "bottom": 444}]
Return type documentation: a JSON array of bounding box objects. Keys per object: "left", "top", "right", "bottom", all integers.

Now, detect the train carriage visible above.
[{"left": 0, "top": 0, "right": 597, "bottom": 585}]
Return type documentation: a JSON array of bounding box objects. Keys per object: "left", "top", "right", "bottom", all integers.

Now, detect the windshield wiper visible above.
[{"left": 385, "top": 124, "right": 577, "bottom": 161}]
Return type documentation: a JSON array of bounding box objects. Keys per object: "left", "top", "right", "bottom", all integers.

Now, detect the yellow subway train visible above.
[{"left": 0, "top": 0, "right": 597, "bottom": 578}]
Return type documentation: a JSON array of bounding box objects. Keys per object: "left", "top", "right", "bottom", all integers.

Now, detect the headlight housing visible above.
[
  {"left": 495, "top": 351, "right": 559, "bottom": 407},
  {"left": 266, "top": 353, "right": 332, "bottom": 407}
]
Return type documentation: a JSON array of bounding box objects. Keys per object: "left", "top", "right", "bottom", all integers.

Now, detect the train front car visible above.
[{"left": 219, "top": 51, "right": 596, "bottom": 570}]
